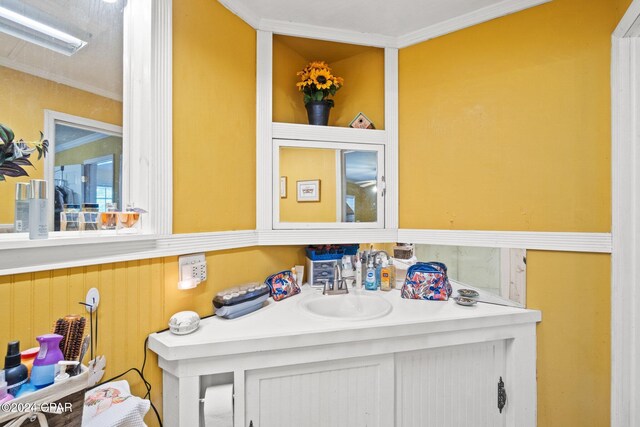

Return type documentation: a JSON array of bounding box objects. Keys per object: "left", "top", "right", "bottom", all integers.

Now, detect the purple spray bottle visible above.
[{"left": 30, "top": 334, "right": 64, "bottom": 389}]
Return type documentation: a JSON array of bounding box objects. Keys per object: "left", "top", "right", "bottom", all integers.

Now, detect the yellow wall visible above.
[
  {"left": 399, "top": 0, "right": 627, "bottom": 425},
  {"left": 0, "top": 246, "right": 304, "bottom": 426},
  {"left": 331, "top": 50, "right": 385, "bottom": 129},
  {"left": 172, "top": 0, "right": 257, "bottom": 233},
  {"left": 0, "top": 66, "right": 122, "bottom": 224},
  {"left": 272, "top": 36, "right": 385, "bottom": 129},
  {"left": 279, "top": 147, "right": 336, "bottom": 222},
  {"left": 273, "top": 36, "right": 311, "bottom": 125}
]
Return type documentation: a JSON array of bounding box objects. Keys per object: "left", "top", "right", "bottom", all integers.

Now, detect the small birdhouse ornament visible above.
[{"left": 349, "top": 112, "right": 375, "bottom": 129}]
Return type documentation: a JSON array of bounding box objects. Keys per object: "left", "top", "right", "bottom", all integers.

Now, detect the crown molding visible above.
[
  {"left": 217, "top": 0, "right": 261, "bottom": 28},
  {"left": 258, "top": 19, "right": 396, "bottom": 48},
  {"left": 396, "top": 0, "right": 551, "bottom": 48},
  {"left": 218, "top": 0, "right": 551, "bottom": 49}
]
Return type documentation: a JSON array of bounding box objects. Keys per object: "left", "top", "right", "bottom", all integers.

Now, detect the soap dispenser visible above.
[
  {"left": 380, "top": 259, "right": 392, "bottom": 291},
  {"left": 365, "top": 260, "right": 377, "bottom": 290}
]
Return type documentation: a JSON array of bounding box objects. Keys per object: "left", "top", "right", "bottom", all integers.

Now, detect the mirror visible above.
[
  {"left": 0, "top": 0, "right": 123, "bottom": 233},
  {"left": 413, "top": 244, "right": 526, "bottom": 306},
  {"left": 275, "top": 142, "right": 384, "bottom": 228}
]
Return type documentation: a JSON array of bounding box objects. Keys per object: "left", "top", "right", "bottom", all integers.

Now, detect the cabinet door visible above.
[
  {"left": 396, "top": 340, "right": 507, "bottom": 427},
  {"left": 245, "top": 355, "right": 394, "bottom": 427}
]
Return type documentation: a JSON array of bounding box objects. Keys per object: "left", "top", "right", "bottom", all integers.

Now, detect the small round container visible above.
[
  {"left": 454, "top": 296, "right": 477, "bottom": 306},
  {"left": 457, "top": 289, "right": 480, "bottom": 299}
]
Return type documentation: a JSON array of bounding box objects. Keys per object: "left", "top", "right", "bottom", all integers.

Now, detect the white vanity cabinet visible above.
[
  {"left": 245, "top": 355, "right": 395, "bottom": 427},
  {"left": 149, "top": 288, "right": 540, "bottom": 427}
]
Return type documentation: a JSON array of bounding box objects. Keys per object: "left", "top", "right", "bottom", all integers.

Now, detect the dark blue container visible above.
[{"left": 305, "top": 101, "right": 332, "bottom": 126}]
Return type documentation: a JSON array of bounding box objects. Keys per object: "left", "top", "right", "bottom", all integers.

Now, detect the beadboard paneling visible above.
[
  {"left": 396, "top": 341, "right": 507, "bottom": 427},
  {"left": 0, "top": 259, "right": 167, "bottom": 426}
]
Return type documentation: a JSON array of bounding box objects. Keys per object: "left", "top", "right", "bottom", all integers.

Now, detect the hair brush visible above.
[{"left": 53, "top": 315, "right": 86, "bottom": 361}]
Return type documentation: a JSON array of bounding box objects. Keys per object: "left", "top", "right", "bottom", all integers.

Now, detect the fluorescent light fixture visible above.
[
  {"left": 0, "top": 5, "right": 87, "bottom": 56},
  {"left": 96, "top": 160, "right": 113, "bottom": 166}
]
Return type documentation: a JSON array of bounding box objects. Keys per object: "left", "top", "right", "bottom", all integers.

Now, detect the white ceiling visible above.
[
  {"left": 0, "top": 0, "right": 123, "bottom": 101},
  {"left": 219, "top": 0, "right": 550, "bottom": 48}
]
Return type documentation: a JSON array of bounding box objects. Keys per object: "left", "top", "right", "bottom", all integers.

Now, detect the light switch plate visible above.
[{"left": 179, "top": 253, "right": 207, "bottom": 283}]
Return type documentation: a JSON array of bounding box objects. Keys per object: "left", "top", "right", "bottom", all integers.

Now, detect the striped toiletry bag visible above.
[{"left": 401, "top": 262, "right": 452, "bottom": 301}]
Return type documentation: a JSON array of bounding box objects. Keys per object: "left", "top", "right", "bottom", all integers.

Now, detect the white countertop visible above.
[{"left": 149, "top": 283, "right": 541, "bottom": 361}]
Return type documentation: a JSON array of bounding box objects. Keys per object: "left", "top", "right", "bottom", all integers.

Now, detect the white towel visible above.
[{"left": 83, "top": 380, "right": 150, "bottom": 427}]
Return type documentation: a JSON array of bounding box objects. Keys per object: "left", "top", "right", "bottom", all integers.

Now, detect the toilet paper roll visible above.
[{"left": 204, "top": 384, "right": 234, "bottom": 427}]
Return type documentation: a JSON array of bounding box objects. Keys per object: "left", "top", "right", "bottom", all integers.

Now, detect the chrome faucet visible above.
[{"left": 323, "top": 264, "right": 349, "bottom": 295}]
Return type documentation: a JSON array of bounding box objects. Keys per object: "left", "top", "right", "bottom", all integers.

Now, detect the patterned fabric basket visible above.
[
  {"left": 265, "top": 270, "right": 301, "bottom": 301},
  {"left": 401, "top": 262, "right": 453, "bottom": 301}
]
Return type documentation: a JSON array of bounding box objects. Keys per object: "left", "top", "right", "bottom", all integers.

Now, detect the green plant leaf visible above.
[
  {"left": 314, "top": 91, "right": 324, "bottom": 102},
  {"left": 0, "top": 123, "right": 13, "bottom": 145}
]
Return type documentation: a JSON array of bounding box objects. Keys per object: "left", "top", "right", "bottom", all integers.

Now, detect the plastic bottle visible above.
[
  {"left": 380, "top": 259, "right": 392, "bottom": 291},
  {"left": 0, "top": 370, "right": 14, "bottom": 403},
  {"left": 4, "top": 342, "right": 28, "bottom": 396},
  {"left": 21, "top": 347, "right": 39, "bottom": 378},
  {"left": 54, "top": 361, "right": 79, "bottom": 384},
  {"left": 355, "top": 258, "right": 363, "bottom": 290},
  {"left": 365, "top": 261, "right": 377, "bottom": 290},
  {"left": 30, "top": 334, "right": 64, "bottom": 389},
  {"left": 14, "top": 183, "right": 29, "bottom": 233},
  {"left": 388, "top": 258, "right": 397, "bottom": 289},
  {"left": 15, "top": 382, "right": 37, "bottom": 398},
  {"left": 28, "top": 179, "right": 48, "bottom": 240}
]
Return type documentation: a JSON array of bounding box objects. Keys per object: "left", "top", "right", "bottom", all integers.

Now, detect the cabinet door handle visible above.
[{"left": 498, "top": 376, "right": 507, "bottom": 413}]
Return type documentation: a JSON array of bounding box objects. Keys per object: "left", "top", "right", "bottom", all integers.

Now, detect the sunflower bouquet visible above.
[{"left": 296, "top": 61, "right": 344, "bottom": 107}]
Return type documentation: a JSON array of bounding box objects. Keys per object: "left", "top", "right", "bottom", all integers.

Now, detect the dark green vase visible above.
[{"left": 305, "top": 101, "right": 332, "bottom": 126}]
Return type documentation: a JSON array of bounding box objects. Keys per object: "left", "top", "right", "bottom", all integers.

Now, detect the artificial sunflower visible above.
[
  {"left": 309, "top": 60, "right": 330, "bottom": 70},
  {"left": 312, "top": 69, "right": 333, "bottom": 90},
  {"left": 296, "top": 60, "right": 343, "bottom": 106}
]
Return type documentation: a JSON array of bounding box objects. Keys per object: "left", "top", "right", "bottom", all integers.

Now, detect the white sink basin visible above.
[{"left": 299, "top": 292, "right": 393, "bottom": 321}]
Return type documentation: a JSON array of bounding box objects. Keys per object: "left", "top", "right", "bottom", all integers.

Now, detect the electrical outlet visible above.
[{"left": 179, "top": 253, "right": 207, "bottom": 283}]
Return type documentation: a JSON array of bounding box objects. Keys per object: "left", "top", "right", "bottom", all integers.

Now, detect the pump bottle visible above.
[
  {"left": 365, "top": 261, "right": 377, "bottom": 290},
  {"left": 4, "top": 342, "right": 27, "bottom": 396}
]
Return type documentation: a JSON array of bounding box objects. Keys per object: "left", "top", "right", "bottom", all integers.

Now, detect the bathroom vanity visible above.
[{"left": 149, "top": 284, "right": 541, "bottom": 427}]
